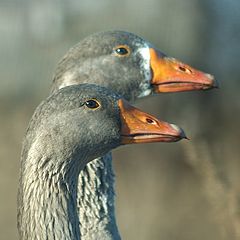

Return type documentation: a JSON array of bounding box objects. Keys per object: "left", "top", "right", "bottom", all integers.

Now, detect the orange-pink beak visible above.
[
  {"left": 118, "top": 99, "right": 186, "bottom": 144},
  {"left": 149, "top": 48, "right": 218, "bottom": 92}
]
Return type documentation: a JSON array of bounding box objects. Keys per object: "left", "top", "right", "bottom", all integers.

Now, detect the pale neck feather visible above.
[
  {"left": 18, "top": 137, "right": 82, "bottom": 240},
  {"left": 78, "top": 153, "right": 121, "bottom": 240}
]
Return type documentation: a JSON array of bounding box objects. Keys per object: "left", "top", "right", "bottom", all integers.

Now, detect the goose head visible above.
[
  {"left": 30, "top": 84, "right": 185, "bottom": 167},
  {"left": 52, "top": 31, "right": 217, "bottom": 100}
]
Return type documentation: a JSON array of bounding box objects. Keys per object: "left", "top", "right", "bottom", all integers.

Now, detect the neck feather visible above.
[
  {"left": 77, "top": 153, "right": 121, "bottom": 239},
  {"left": 18, "top": 137, "right": 82, "bottom": 240}
]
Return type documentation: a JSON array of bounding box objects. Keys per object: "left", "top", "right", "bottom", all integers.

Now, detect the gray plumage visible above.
[{"left": 18, "top": 84, "right": 123, "bottom": 240}]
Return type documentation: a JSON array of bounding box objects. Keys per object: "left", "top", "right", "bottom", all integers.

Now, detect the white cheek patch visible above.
[
  {"left": 58, "top": 71, "right": 76, "bottom": 90},
  {"left": 137, "top": 45, "right": 152, "bottom": 98}
]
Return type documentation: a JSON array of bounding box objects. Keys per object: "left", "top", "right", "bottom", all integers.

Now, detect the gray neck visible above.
[
  {"left": 18, "top": 141, "right": 82, "bottom": 240},
  {"left": 78, "top": 153, "right": 121, "bottom": 240}
]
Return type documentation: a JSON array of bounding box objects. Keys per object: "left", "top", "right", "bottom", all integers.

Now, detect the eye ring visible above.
[
  {"left": 113, "top": 45, "right": 131, "bottom": 57},
  {"left": 85, "top": 99, "right": 101, "bottom": 110}
]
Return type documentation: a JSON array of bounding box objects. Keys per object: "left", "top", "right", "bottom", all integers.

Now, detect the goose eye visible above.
[
  {"left": 115, "top": 48, "right": 128, "bottom": 55},
  {"left": 85, "top": 99, "right": 100, "bottom": 109},
  {"left": 114, "top": 45, "right": 130, "bottom": 56}
]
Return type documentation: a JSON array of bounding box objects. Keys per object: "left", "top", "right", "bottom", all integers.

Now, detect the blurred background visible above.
[{"left": 0, "top": 0, "right": 239, "bottom": 239}]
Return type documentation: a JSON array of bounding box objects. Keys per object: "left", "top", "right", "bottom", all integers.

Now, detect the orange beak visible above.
[
  {"left": 150, "top": 48, "right": 218, "bottom": 92},
  {"left": 118, "top": 99, "right": 186, "bottom": 144}
]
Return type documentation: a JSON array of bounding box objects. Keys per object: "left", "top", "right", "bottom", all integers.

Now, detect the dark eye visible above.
[
  {"left": 85, "top": 99, "right": 100, "bottom": 109},
  {"left": 114, "top": 45, "right": 130, "bottom": 56},
  {"left": 115, "top": 47, "right": 128, "bottom": 55}
]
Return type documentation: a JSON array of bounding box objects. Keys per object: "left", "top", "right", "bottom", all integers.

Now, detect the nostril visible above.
[
  {"left": 179, "top": 66, "right": 186, "bottom": 72},
  {"left": 178, "top": 66, "right": 192, "bottom": 74},
  {"left": 146, "top": 118, "right": 154, "bottom": 124}
]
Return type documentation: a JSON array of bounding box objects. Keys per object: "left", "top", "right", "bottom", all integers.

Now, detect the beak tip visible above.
[
  {"left": 170, "top": 124, "right": 187, "bottom": 141},
  {"left": 213, "top": 79, "right": 220, "bottom": 89},
  {"left": 170, "top": 123, "right": 181, "bottom": 132},
  {"left": 206, "top": 73, "right": 219, "bottom": 89},
  {"left": 180, "top": 128, "right": 187, "bottom": 140}
]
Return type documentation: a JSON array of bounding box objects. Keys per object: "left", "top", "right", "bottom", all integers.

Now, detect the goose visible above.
[
  {"left": 51, "top": 31, "right": 216, "bottom": 239},
  {"left": 17, "top": 84, "right": 185, "bottom": 240}
]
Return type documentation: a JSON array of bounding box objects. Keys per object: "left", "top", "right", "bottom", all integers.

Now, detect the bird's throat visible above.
[
  {"left": 18, "top": 136, "right": 82, "bottom": 240},
  {"left": 77, "top": 153, "right": 121, "bottom": 240}
]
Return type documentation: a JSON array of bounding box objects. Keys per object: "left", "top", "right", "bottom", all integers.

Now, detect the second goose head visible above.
[{"left": 52, "top": 30, "right": 217, "bottom": 100}]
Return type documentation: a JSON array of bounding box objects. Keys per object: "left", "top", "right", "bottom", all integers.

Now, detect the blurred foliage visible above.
[{"left": 0, "top": 0, "right": 239, "bottom": 239}]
